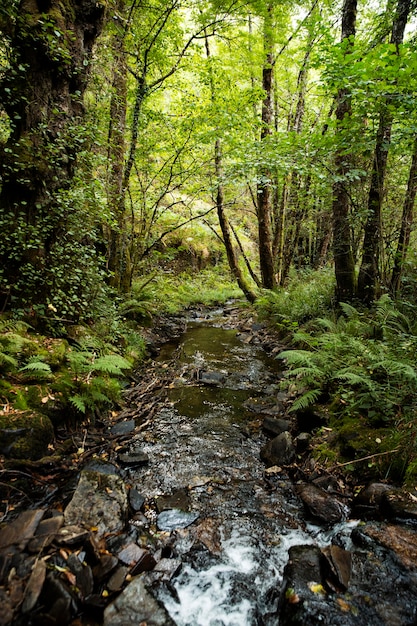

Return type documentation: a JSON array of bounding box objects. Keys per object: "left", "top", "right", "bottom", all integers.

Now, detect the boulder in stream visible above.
[
  {"left": 260, "top": 431, "right": 295, "bottom": 467},
  {"left": 104, "top": 574, "right": 176, "bottom": 626},
  {"left": 296, "top": 483, "right": 347, "bottom": 524}
]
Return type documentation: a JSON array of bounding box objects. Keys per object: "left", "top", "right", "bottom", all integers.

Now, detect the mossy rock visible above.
[{"left": 0, "top": 410, "right": 54, "bottom": 460}]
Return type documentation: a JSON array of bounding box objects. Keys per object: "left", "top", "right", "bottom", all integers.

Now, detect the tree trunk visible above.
[
  {"left": 257, "top": 4, "right": 276, "bottom": 290},
  {"left": 357, "top": 0, "right": 411, "bottom": 303},
  {"left": 106, "top": 0, "right": 130, "bottom": 292},
  {"left": 332, "top": 0, "right": 357, "bottom": 302},
  {"left": 215, "top": 140, "right": 257, "bottom": 303},
  {"left": 390, "top": 136, "right": 417, "bottom": 295},
  {"left": 0, "top": 0, "right": 105, "bottom": 312}
]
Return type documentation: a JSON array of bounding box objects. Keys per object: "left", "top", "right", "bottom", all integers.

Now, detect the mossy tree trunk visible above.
[
  {"left": 357, "top": 0, "right": 411, "bottom": 304},
  {"left": 332, "top": 0, "right": 357, "bottom": 303},
  {"left": 0, "top": 0, "right": 105, "bottom": 314}
]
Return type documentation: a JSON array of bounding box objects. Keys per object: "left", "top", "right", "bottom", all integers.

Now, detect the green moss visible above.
[{"left": 0, "top": 410, "right": 54, "bottom": 460}]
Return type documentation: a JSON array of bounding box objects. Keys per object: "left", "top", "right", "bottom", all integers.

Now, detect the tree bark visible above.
[
  {"left": 332, "top": 0, "right": 357, "bottom": 302},
  {"left": 257, "top": 4, "right": 276, "bottom": 290},
  {"left": 106, "top": 0, "right": 131, "bottom": 292},
  {"left": 390, "top": 136, "right": 417, "bottom": 295},
  {"left": 357, "top": 0, "right": 411, "bottom": 303},
  {"left": 0, "top": 0, "right": 105, "bottom": 311}
]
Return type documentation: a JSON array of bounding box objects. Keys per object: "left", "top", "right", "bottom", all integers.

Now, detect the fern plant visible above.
[
  {"left": 279, "top": 296, "right": 417, "bottom": 424},
  {"left": 56, "top": 345, "right": 132, "bottom": 416}
]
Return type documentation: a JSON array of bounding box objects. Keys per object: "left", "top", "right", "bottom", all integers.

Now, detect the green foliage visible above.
[
  {"left": 133, "top": 264, "right": 243, "bottom": 315},
  {"left": 280, "top": 296, "right": 417, "bottom": 428},
  {"left": 255, "top": 268, "right": 335, "bottom": 334}
]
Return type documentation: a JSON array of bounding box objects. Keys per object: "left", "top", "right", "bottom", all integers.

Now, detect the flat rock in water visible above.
[
  {"left": 104, "top": 575, "right": 176, "bottom": 626},
  {"left": 260, "top": 431, "right": 295, "bottom": 467},
  {"left": 118, "top": 451, "right": 149, "bottom": 466},
  {"left": 156, "top": 488, "right": 190, "bottom": 512},
  {"left": 64, "top": 469, "right": 128, "bottom": 538},
  {"left": 110, "top": 419, "right": 136, "bottom": 436},
  {"left": 360, "top": 523, "right": 417, "bottom": 571},
  {"left": 296, "top": 483, "right": 346, "bottom": 524},
  {"left": 156, "top": 508, "right": 199, "bottom": 531}
]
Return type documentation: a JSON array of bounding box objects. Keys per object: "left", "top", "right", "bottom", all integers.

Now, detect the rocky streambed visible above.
[{"left": 1, "top": 304, "right": 417, "bottom": 625}]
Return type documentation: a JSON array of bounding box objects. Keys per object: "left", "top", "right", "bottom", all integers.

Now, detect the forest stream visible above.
[{"left": 1, "top": 305, "right": 417, "bottom": 626}]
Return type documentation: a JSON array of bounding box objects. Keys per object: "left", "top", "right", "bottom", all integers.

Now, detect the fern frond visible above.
[
  {"left": 69, "top": 395, "right": 86, "bottom": 413},
  {"left": 20, "top": 361, "right": 52, "bottom": 373},
  {"left": 92, "top": 355, "right": 132, "bottom": 375},
  {"left": 279, "top": 349, "right": 316, "bottom": 367},
  {"left": 290, "top": 388, "right": 322, "bottom": 412},
  {"left": 335, "top": 371, "right": 375, "bottom": 388}
]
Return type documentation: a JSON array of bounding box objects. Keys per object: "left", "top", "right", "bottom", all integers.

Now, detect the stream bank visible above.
[{"left": 1, "top": 304, "right": 417, "bottom": 625}]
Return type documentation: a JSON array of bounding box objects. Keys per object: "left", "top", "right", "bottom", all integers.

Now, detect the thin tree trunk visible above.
[
  {"left": 205, "top": 35, "right": 257, "bottom": 303},
  {"left": 357, "top": 0, "right": 411, "bottom": 303},
  {"left": 107, "top": 1, "right": 130, "bottom": 291},
  {"left": 257, "top": 4, "right": 276, "bottom": 290},
  {"left": 215, "top": 141, "right": 257, "bottom": 303},
  {"left": 332, "top": 0, "right": 357, "bottom": 302},
  {"left": 390, "top": 136, "right": 417, "bottom": 295}
]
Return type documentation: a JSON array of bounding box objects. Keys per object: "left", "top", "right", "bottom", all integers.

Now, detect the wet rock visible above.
[
  {"left": 118, "top": 451, "right": 149, "bottom": 466},
  {"left": 156, "top": 488, "right": 190, "bottom": 512},
  {"left": 352, "top": 482, "right": 393, "bottom": 518},
  {"left": 156, "top": 509, "right": 200, "bottom": 531},
  {"left": 280, "top": 544, "right": 329, "bottom": 626},
  {"left": 67, "top": 553, "right": 94, "bottom": 598},
  {"left": 21, "top": 559, "right": 47, "bottom": 614},
  {"left": 64, "top": 469, "right": 128, "bottom": 538},
  {"left": 130, "top": 550, "right": 157, "bottom": 575},
  {"left": 321, "top": 545, "right": 351, "bottom": 591},
  {"left": 262, "top": 417, "right": 290, "bottom": 437},
  {"left": 107, "top": 565, "right": 129, "bottom": 592},
  {"left": 93, "top": 554, "right": 118, "bottom": 581},
  {"left": 312, "top": 475, "right": 341, "bottom": 493},
  {"left": 296, "top": 483, "right": 346, "bottom": 524},
  {"left": 27, "top": 514, "right": 64, "bottom": 553},
  {"left": 104, "top": 575, "right": 176, "bottom": 626},
  {"left": 295, "top": 432, "right": 311, "bottom": 453},
  {"left": 128, "top": 487, "right": 145, "bottom": 512},
  {"left": 110, "top": 419, "right": 136, "bottom": 435},
  {"left": 381, "top": 489, "right": 417, "bottom": 523},
  {"left": 260, "top": 431, "right": 295, "bottom": 467},
  {"left": 0, "top": 509, "right": 45, "bottom": 550},
  {"left": 55, "top": 525, "right": 90, "bottom": 546},
  {"left": 150, "top": 558, "right": 182, "bottom": 581},
  {"left": 40, "top": 573, "right": 78, "bottom": 625},
  {"left": 118, "top": 542, "right": 146, "bottom": 566},
  {"left": 199, "top": 370, "right": 226, "bottom": 386},
  {"left": 359, "top": 523, "right": 417, "bottom": 571},
  {"left": 244, "top": 396, "right": 284, "bottom": 415}
]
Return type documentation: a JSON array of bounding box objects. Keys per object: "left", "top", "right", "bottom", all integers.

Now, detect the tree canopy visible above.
[{"left": 1, "top": 0, "right": 417, "bottom": 323}]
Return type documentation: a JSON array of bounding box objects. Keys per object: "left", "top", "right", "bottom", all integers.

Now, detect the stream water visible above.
[{"left": 127, "top": 308, "right": 355, "bottom": 625}]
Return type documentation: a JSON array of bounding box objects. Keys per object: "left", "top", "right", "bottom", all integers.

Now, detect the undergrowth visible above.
[
  {"left": 278, "top": 294, "right": 417, "bottom": 484},
  {"left": 131, "top": 264, "right": 244, "bottom": 316}
]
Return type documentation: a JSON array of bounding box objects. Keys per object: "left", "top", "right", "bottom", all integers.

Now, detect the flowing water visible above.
[{"left": 127, "top": 308, "right": 355, "bottom": 625}]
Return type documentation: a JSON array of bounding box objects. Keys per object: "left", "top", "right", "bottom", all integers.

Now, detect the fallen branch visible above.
[{"left": 334, "top": 448, "right": 399, "bottom": 468}]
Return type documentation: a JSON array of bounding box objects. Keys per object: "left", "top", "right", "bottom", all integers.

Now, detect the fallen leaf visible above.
[
  {"left": 337, "top": 598, "right": 351, "bottom": 612},
  {"left": 308, "top": 582, "right": 326, "bottom": 595}
]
